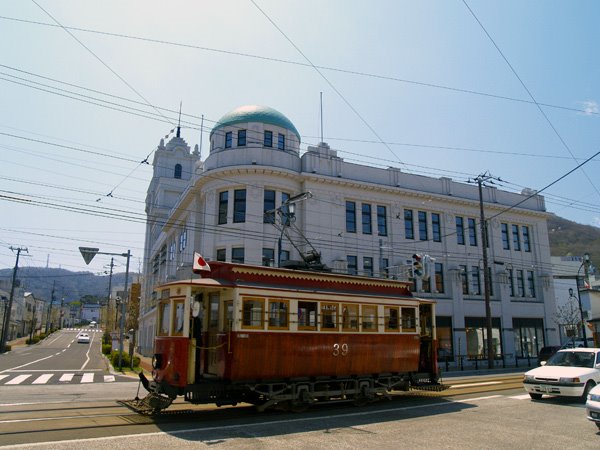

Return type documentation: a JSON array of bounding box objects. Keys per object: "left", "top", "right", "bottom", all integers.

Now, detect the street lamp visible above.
[
  {"left": 574, "top": 252, "right": 591, "bottom": 347},
  {"left": 79, "top": 247, "right": 131, "bottom": 369}
]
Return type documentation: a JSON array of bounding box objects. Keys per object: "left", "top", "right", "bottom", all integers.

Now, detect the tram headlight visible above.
[{"left": 152, "top": 353, "right": 163, "bottom": 370}]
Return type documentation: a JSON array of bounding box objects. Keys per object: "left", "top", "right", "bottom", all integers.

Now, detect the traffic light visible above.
[{"left": 412, "top": 253, "right": 423, "bottom": 278}]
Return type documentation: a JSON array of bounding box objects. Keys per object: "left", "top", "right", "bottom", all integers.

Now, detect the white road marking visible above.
[
  {"left": 59, "top": 373, "right": 74, "bottom": 382},
  {"left": 509, "top": 394, "right": 532, "bottom": 400},
  {"left": 5, "top": 374, "right": 32, "bottom": 385},
  {"left": 449, "top": 381, "right": 502, "bottom": 388},
  {"left": 0, "top": 375, "right": 9, "bottom": 382},
  {"left": 0, "top": 353, "right": 56, "bottom": 374},
  {"left": 32, "top": 374, "right": 53, "bottom": 384},
  {"left": 81, "top": 373, "right": 94, "bottom": 383},
  {"left": 104, "top": 375, "right": 115, "bottom": 383}
]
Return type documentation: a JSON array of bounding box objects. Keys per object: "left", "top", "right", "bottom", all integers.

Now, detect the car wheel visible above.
[
  {"left": 580, "top": 381, "right": 595, "bottom": 403},
  {"left": 596, "top": 422, "right": 600, "bottom": 430},
  {"left": 529, "top": 393, "right": 543, "bottom": 400}
]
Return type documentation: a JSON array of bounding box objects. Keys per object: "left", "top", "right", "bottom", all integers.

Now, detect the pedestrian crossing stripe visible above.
[{"left": 0, "top": 373, "right": 121, "bottom": 385}]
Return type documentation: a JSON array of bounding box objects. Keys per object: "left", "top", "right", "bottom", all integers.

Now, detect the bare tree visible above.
[{"left": 554, "top": 297, "right": 581, "bottom": 346}]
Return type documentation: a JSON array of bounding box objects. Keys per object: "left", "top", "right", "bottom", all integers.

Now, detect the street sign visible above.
[{"left": 79, "top": 247, "right": 99, "bottom": 265}]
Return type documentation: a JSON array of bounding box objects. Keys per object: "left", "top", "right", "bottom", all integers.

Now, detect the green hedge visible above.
[
  {"left": 102, "top": 344, "right": 112, "bottom": 355},
  {"left": 110, "top": 350, "right": 140, "bottom": 369},
  {"left": 26, "top": 337, "right": 40, "bottom": 345}
]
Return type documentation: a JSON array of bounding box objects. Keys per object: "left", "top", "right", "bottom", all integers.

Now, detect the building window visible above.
[
  {"left": 362, "top": 203, "right": 372, "bottom": 234},
  {"left": 512, "top": 224, "right": 521, "bottom": 251},
  {"left": 233, "top": 189, "right": 246, "bottom": 223},
  {"left": 527, "top": 271, "right": 535, "bottom": 297},
  {"left": 168, "top": 242, "right": 175, "bottom": 261},
  {"left": 174, "top": 164, "right": 182, "bottom": 179},
  {"left": 218, "top": 191, "right": 228, "bottom": 224},
  {"left": 522, "top": 226, "right": 531, "bottom": 252},
  {"left": 460, "top": 265, "right": 469, "bottom": 295},
  {"left": 501, "top": 223, "right": 510, "bottom": 250},
  {"left": 363, "top": 257, "right": 373, "bottom": 277},
  {"left": 179, "top": 229, "right": 187, "bottom": 252},
  {"left": 361, "top": 305, "right": 377, "bottom": 331},
  {"left": 242, "top": 297, "right": 264, "bottom": 329},
  {"left": 404, "top": 209, "right": 414, "bottom": 240},
  {"left": 508, "top": 268, "right": 515, "bottom": 296},
  {"left": 263, "top": 190, "right": 275, "bottom": 223},
  {"left": 377, "top": 205, "right": 387, "bottom": 236},
  {"left": 435, "top": 262, "right": 444, "bottom": 293},
  {"left": 384, "top": 306, "right": 400, "bottom": 331},
  {"left": 298, "top": 301, "right": 317, "bottom": 330},
  {"left": 346, "top": 201, "right": 357, "bottom": 233},
  {"left": 468, "top": 218, "right": 477, "bottom": 246},
  {"left": 321, "top": 303, "right": 338, "bottom": 330},
  {"left": 347, "top": 255, "right": 357, "bottom": 275},
  {"left": 237, "top": 129, "right": 246, "bottom": 146},
  {"left": 516, "top": 270, "right": 525, "bottom": 296},
  {"left": 216, "top": 248, "right": 226, "bottom": 262},
  {"left": 280, "top": 250, "right": 290, "bottom": 262},
  {"left": 456, "top": 216, "right": 465, "bottom": 245},
  {"left": 513, "top": 318, "right": 544, "bottom": 358},
  {"left": 432, "top": 213, "right": 441, "bottom": 242},
  {"left": 471, "top": 266, "right": 481, "bottom": 295},
  {"left": 225, "top": 131, "right": 232, "bottom": 148},
  {"left": 465, "top": 317, "right": 502, "bottom": 358},
  {"left": 278, "top": 133, "right": 285, "bottom": 150},
  {"left": 436, "top": 316, "right": 453, "bottom": 362},
  {"left": 418, "top": 211, "right": 428, "bottom": 241},
  {"left": 268, "top": 299, "right": 289, "bottom": 329},
  {"left": 262, "top": 248, "right": 274, "bottom": 266},
  {"left": 342, "top": 304, "right": 359, "bottom": 331},
  {"left": 232, "top": 247, "right": 245, "bottom": 264},
  {"left": 264, "top": 130, "right": 273, "bottom": 147}
]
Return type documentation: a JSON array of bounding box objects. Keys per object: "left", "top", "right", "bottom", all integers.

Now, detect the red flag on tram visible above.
[{"left": 193, "top": 252, "right": 211, "bottom": 273}]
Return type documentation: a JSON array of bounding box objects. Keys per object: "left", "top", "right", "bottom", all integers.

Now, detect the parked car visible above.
[
  {"left": 523, "top": 348, "right": 600, "bottom": 401},
  {"left": 77, "top": 333, "right": 90, "bottom": 344},
  {"left": 562, "top": 338, "right": 595, "bottom": 349},
  {"left": 586, "top": 383, "right": 600, "bottom": 429},
  {"left": 537, "top": 346, "right": 561, "bottom": 365}
]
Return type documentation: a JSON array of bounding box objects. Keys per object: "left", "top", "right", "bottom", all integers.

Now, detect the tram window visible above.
[
  {"left": 173, "top": 300, "right": 185, "bottom": 336},
  {"left": 321, "top": 303, "right": 338, "bottom": 330},
  {"left": 361, "top": 305, "right": 378, "bottom": 331},
  {"left": 401, "top": 307, "right": 416, "bottom": 332},
  {"left": 268, "top": 299, "right": 289, "bottom": 330},
  {"left": 342, "top": 304, "right": 359, "bottom": 331},
  {"left": 298, "top": 301, "right": 317, "bottom": 330},
  {"left": 223, "top": 301, "right": 233, "bottom": 331},
  {"left": 384, "top": 306, "right": 399, "bottom": 332},
  {"left": 208, "top": 293, "right": 220, "bottom": 329},
  {"left": 242, "top": 298, "right": 265, "bottom": 329},
  {"left": 159, "top": 302, "right": 171, "bottom": 336}
]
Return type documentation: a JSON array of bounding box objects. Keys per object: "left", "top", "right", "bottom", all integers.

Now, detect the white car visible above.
[
  {"left": 77, "top": 333, "right": 90, "bottom": 344},
  {"left": 586, "top": 383, "right": 600, "bottom": 429},
  {"left": 523, "top": 348, "right": 600, "bottom": 401}
]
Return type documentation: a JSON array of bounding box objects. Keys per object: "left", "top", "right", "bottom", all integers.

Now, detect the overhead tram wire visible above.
[
  {"left": 1, "top": 16, "right": 598, "bottom": 117},
  {"left": 462, "top": 0, "right": 600, "bottom": 200}
]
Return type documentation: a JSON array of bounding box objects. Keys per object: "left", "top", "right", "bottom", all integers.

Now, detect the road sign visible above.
[{"left": 79, "top": 247, "right": 99, "bottom": 265}]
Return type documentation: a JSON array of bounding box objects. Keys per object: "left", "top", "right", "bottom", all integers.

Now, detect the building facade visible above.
[{"left": 139, "top": 105, "right": 558, "bottom": 365}]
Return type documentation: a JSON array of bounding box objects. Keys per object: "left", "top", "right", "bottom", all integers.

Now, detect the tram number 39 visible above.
[{"left": 333, "top": 343, "right": 349, "bottom": 357}]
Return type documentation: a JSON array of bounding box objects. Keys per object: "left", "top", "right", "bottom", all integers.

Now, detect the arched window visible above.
[{"left": 174, "top": 164, "right": 182, "bottom": 179}]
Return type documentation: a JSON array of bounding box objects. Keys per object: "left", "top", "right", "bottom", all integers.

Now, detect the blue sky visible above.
[{"left": 1, "top": 0, "right": 599, "bottom": 280}]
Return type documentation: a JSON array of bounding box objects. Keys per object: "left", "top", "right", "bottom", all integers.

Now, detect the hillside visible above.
[
  {"left": 547, "top": 214, "right": 600, "bottom": 258},
  {"left": 0, "top": 267, "right": 137, "bottom": 304}
]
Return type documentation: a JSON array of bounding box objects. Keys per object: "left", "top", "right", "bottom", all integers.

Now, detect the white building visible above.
[{"left": 140, "top": 105, "right": 558, "bottom": 366}]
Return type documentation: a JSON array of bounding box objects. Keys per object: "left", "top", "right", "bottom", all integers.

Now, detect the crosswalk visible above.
[{"left": 0, "top": 372, "right": 119, "bottom": 386}]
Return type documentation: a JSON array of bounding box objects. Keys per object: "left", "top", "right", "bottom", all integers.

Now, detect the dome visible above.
[{"left": 210, "top": 105, "right": 300, "bottom": 142}]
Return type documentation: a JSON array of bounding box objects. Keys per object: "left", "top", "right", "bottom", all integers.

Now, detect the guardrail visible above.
[{"left": 439, "top": 353, "right": 536, "bottom": 372}]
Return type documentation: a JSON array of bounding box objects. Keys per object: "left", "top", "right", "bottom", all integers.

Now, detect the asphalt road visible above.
[
  {"left": 0, "top": 374, "right": 598, "bottom": 449},
  {"left": 0, "top": 329, "right": 135, "bottom": 386}
]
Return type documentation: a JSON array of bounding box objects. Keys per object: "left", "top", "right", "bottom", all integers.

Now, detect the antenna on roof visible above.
[
  {"left": 199, "top": 114, "right": 204, "bottom": 159},
  {"left": 319, "top": 92, "right": 324, "bottom": 144},
  {"left": 176, "top": 101, "right": 182, "bottom": 138}
]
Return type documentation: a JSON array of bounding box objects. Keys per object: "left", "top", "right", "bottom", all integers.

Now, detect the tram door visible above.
[
  {"left": 418, "top": 304, "right": 434, "bottom": 372},
  {"left": 206, "top": 293, "right": 220, "bottom": 375}
]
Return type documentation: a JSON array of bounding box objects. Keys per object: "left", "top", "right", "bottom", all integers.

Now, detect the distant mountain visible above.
[
  {"left": 0, "top": 267, "right": 138, "bottom": 304},
  {"left": 547, "top": 214, "right": 600, "bottom": 258},
  {"left": 0, "top": 214, "right": 596, "bottom": 302}
]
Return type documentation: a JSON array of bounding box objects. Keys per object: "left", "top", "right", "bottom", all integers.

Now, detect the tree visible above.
[{"left": 554, "top": 297, "right": 581, "bottom": 345}]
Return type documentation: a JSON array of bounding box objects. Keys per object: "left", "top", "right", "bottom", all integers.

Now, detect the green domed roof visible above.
[{"left": 211, "top": 105, "right": 300, "bottom": 141}]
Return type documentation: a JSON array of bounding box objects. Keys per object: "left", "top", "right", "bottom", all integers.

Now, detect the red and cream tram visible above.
[{"left": 137, "top": 262, "right": 441, "bottom": 412}]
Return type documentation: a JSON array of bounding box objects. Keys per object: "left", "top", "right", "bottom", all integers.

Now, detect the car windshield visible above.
[{"left": 546, "top": 351, "right": 596, "bottom": 368}]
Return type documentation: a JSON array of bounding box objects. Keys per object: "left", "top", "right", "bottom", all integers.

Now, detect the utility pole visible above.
[
  {"left": 473, "top": 173, "right": 495, "bottom": 368},
  {"left": 46, "top": 281, "right": 56, "bottom": 333},
  {"left": 106, "top": 258, "right": 114, "bottom": 332},
  {"left": 0, "top": 246, "right": 28, "bottom": 353}
]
